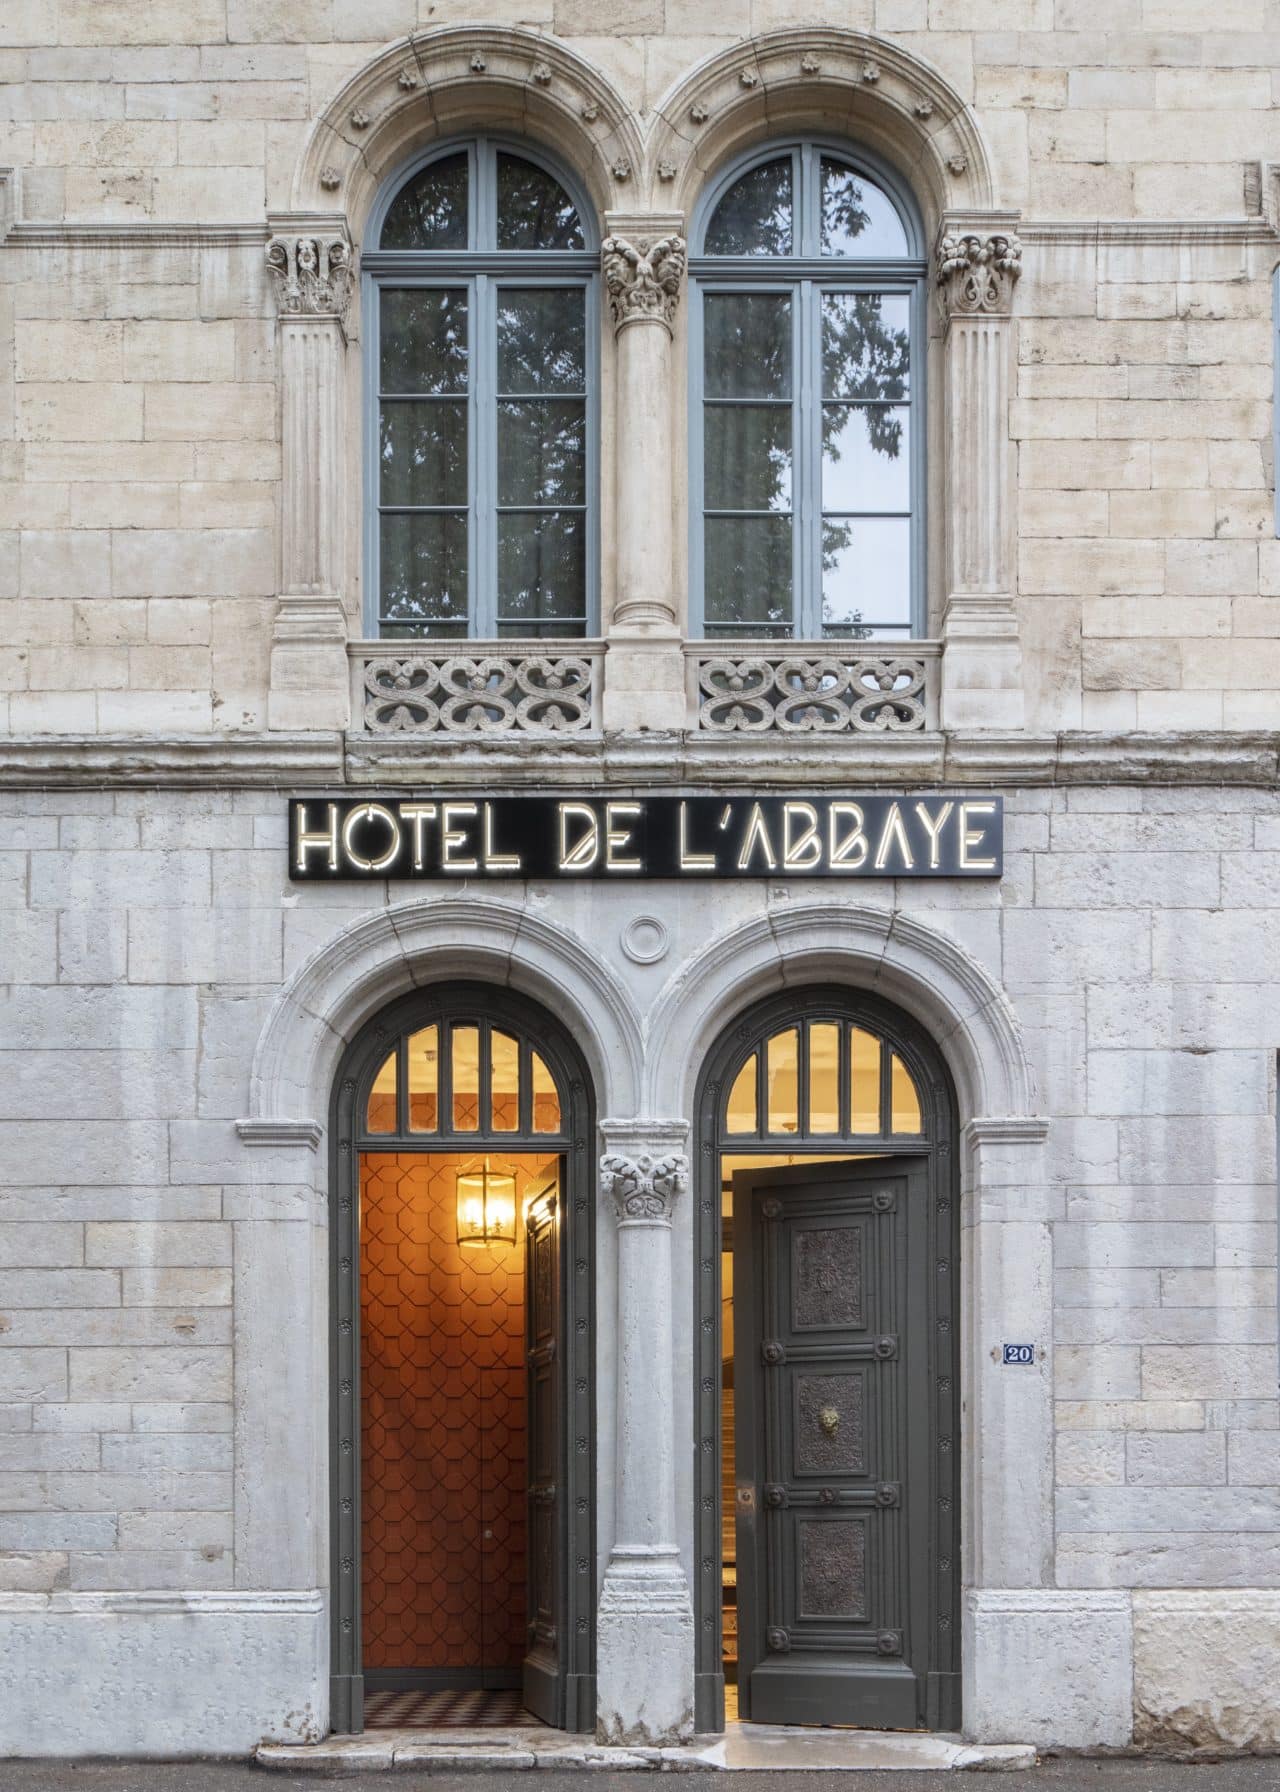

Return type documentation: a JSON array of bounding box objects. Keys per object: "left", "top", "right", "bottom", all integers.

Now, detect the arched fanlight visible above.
[{"left": 455, "top": 1154, "right": 517, "bottom": 1248}]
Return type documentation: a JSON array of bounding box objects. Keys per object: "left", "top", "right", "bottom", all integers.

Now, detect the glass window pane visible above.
[
  {"left": 497, "top": 289, "right": 585, "bottom": 394},
  {"left": 704, "top": 156, "right": 793, "bottom": 255},
  {"left": 822, "top": 405, "right": 910, "bottom": 514},
  {"left": 704, "top": 294, "right": 791, "bottom": 399},
  {"left": 491, "top": 1030, "right": 519, "bottom": 1132},
  {"left": 822, "top": 293, "right": 910, "bottom": 401},
  {"left": 366, "top": 1049, "right": 396, "bottom": 1133},
  {"left": 407, "top": 1026, "right": 438, "bottom": 1133},
  {"left": 890, "top": 1053, "right": 923, "bottom": 1133},
  {"left": 496, "top": 152, "right": 585, "bottom": 250},
  {"left": 726, "top": 1053, "right": 757, "bottom": 1135},
  {"left": 380, "top": 150, "right": 468, "bottom": 250},
  {"left": 497, "top": 400, "right": 586, "bottom": 506},
  {"left": 704, "top": 516, "right": 792, "bottom": 633},
  {"left": 850, "top": 1027, "right": 880, "bottom": 1133},
  {"left": 823, "top": 517, "right": 910, "bottom": 636},
  {"left": 380, "top": 288, "right": 468, "bottom": 394},
  {"left": 497, "top": 511, "right": 586, "bottom": 630},
  {"left": 766, "top": 1028, "right": 799, "bottom": 1135},
  {"left": 380, "top": 401, "right": 468, "bottom": 508},
  {"left": 821, "top": 160, "right": 909, "bottom": 258},
  {"left": 531, "top": 1051, "right": 560, "bottom": 1132},
  {"left": 452, "top": 1024, "right": 480, "bottom": 1131},
  {"left": 808, "top": 1023, "right": 840, "bottom": 1134},
  {"left": 379, "top": 512, "right": 468, "bottom": 634},
  {"left": 705, "top": 404, "right": 792, "bottom": 512}
]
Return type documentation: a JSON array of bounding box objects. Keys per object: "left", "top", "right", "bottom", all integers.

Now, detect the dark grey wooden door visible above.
[
  {"left": 522, "top": 1171, "right": 563, "bottom": 1725},
  {"left": 733, "top": 1156, "right": 940, "bottom": 1729}
]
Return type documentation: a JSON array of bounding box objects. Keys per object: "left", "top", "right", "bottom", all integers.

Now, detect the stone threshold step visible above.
[{"left": 257, "top": 1726, "right": 1037, "bottom": 1774}]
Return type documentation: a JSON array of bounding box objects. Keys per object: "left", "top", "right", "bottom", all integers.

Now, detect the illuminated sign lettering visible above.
[{"left": 288, "top": 796, "right": 1002, "bottom": 880}]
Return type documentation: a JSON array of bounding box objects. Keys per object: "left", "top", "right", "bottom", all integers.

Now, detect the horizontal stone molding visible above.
[
  {"left": 1017, "top": 217, "right": 1279, "bottom": 247},
  {"left": 0, "top": 1590, "right": 325, "bottom": 1616},
  {"left": 2, "top": 731, "right": 1279, "bottom": 789},
  {"left": 236, "top": 1119, "right": 325, "bottom": 1152},
  {"left": 5, "top": 222, "right": 271, "bottom": 248}
]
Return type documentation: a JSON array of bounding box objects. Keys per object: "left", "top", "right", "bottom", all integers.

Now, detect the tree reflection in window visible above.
[
  {"left": 696, "top": 145, "right": 921, "bottom": 639},
  {"left": 368, "top": 139, "right": 596, "bottom": 638}
]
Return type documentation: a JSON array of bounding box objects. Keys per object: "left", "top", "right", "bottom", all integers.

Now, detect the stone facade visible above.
[{"left": 0, "top": 0, "right": 1278, "bottom": 1762}]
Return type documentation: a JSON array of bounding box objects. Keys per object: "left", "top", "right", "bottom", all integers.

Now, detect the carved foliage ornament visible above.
[
  {"left": 266, "top": 234, "right": 354, "bottom": 323},
  {"left": 936, "top": 231, "right": 1022, "bottom": 317},
  {"left": 601, "top": 233, "right": 686, "bottom": 333},
  {"left": 599, "top": 1151, "right": 689, "bottom": 1222}
]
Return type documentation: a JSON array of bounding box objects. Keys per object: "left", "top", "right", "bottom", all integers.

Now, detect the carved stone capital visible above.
[
  {"left": 600, "top": 1150, "right": 688, "bottom": 1223},
  {"left": 266, "top": 231, "right": 354, "bottom": 324},
  {"left": 936, "top": 230, "right": 1022, "bottom": 319},
  {"left": 601, "top": 233, "right": 686, "bottom": 334}
]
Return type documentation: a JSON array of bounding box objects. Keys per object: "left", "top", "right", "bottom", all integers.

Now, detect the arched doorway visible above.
[
  {"left": 694, "top": 987, "right": 959, "bottom": 1733},
  {"left": 329, "top": 983, "right": 595, "bottom": 1735}
]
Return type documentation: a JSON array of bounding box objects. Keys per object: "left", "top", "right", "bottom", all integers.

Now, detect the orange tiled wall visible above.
[{"left": 360, "top": 1151, "right": 555, "bottom": 1670}]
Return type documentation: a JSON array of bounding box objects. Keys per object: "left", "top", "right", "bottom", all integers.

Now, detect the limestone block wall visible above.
[
  {"left": 0, "top": 236, "right": 279, "bottom": 733},
  {"left": 0, "top": 5, "right": 1276, "bottom": 729},
  {"left": 0, "top": 779, "right": 1277, "bottom": 1750}
]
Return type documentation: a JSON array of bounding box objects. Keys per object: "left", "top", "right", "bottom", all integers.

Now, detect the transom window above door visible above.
[
  {"left": 364, "top": 139, "right": 598, "bottom": 640},
  {"left": 690, "top": 142, "right": 926, "bottom": 641}
]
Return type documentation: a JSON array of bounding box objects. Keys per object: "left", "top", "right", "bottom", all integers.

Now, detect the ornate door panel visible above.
[
  {"left": 734, "top": 1156, "right": 948, "bottom": 1729},
  {"left": 523, "top": 1171, "right": 563, "bottom": 1725}
]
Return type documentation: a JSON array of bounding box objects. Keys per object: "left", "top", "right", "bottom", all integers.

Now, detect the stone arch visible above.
[
  {"left": 644, "top": 901, "right": 1036, "bottom": 1126},
  {"left": 646, "top": 28, "right": 995, "bottom": 224},
  {"left": 292, "top": 26, "right": 645, "bottom": 231},
  {"left": 245, "top": 895, "right": 645, "bottom": 1137}
]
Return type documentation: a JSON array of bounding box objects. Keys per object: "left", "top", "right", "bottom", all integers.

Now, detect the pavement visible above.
[{"left": 3, "top": 1758, "right": 1280, "bottom": 1792}]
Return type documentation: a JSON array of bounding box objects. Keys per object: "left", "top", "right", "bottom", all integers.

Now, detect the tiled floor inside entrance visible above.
[{"left": 364, "top": 1689, "right": 534, "bottom": 1728}]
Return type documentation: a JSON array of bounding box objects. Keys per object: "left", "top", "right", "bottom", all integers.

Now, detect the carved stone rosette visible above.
[
  {"left": 599, "top": 1151, "right": 688, "bottom": 1223},
  {"left": 265, "top": 233, "right": 354, "bottom": 325},
  {"left": 601, "top": 233, "right": 687, "bottom": 334},
  {"left": 935, "top": 231, "right": 1022, "bottom": 319}
]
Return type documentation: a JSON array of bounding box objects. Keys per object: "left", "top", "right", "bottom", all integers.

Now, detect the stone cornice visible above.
[
  {"left": 1, "top": 731, "right": 1278, "bottom": 789},
  {"left": 5, "top": 221, "right": 271, "bottom": 249}
]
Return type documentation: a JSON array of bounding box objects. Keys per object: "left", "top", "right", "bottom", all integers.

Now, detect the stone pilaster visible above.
[
  {"left": 264, "top": 217, "right": 354, "bottom": 731},
  {"left": 936, "top": 216, "right": 1025, "bottom": 731},
  {"left": 596, "top": 1120, "right": 695, "bottom": 1745},
  {"left": 600, "top": 215, "right": 687, "bottom": 731}
]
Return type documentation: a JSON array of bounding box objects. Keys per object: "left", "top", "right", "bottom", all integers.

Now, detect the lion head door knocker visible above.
[{"left": 819, "top": 1405, "right": 840, "bottom": 1438}]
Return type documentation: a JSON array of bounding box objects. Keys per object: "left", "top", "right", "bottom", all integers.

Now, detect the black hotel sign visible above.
[{"left": 289, "top": 795, "right": 1002, "bottom": 880}]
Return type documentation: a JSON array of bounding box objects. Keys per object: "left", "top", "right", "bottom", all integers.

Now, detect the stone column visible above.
[
  {"left": 264, "top": 220, "right": 354, "bottom": 731},
  {"left": 596, "top": 1123, "right": 695, "bottom": 1745},
  {"left": 936, "top": 219, "right": 1025, "bottom": 731},
  {"left": 599, "top": 217, "right": 687, "bottom": 731}
]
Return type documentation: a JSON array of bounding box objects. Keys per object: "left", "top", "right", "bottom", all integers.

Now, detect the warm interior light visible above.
[{"left": 455, "top": 1156, "right": 517, "bottom": 1249}]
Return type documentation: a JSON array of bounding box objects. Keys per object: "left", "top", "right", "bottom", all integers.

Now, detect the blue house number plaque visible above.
[{"left": 1002, "top": 1343, "right": 1035, "bottom": 1365}]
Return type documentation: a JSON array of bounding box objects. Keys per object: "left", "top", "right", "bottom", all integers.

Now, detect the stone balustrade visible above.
[
  {"left": 352, "top": 640, "right": 604, "bottom": 735},
  {"left": 350, "top": 639, "right": 941, "bottom": 737}
]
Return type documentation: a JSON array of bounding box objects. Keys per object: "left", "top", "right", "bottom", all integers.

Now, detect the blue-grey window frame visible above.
[
  {"left": 688, "top": 139, "right": 928, "bottom": 640},
  {"left": 361, "top": 136, "right": 601, "bottom": 640}
]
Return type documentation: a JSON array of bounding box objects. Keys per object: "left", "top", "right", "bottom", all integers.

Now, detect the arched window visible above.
[
  {"left": 363, "top": 139, "right": 598, "bottom": 640},
  {"left": 690, "top": 143, "right": 925, "bottom": 640}
]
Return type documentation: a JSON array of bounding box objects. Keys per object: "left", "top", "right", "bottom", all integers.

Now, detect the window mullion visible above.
[
  {"left": 797, "top": 278, "right": 820, "bottom": 639},
  {"left": 474, "top": 273, "right": 494, "bottom": 638}
]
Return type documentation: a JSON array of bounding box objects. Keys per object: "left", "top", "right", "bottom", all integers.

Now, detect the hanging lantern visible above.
[{"left": 455, "top": 1156, "right": 517, "bottom": 1248}]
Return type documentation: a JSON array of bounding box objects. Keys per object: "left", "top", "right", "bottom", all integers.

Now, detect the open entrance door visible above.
[
  {"left": 733, "top": 1155, "right": 951, "bottom": 1730},
  {"left": 332, "top": 987, "right": 596, "bottom": 1736},
  {"left": 522, "top": 1169, "right": 563, "bottom": 1725}
]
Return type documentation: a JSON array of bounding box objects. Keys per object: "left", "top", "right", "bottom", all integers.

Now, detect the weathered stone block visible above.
[
  {"left": 964, "top": 1590, "right": 1132, "bottom": 1747},
  {"left": 85, "top": 1222, "right": 232, "bottom": 1268},
  {"left": 68, "top": 1347, "right": 231, "bottom": 1403},
  {"left": 1134, "top": 1592, "right": 1280, "bottom": 1751},
  {"left": 1126, "top": 1430, "right": 1226, "bottom": 1486}
]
